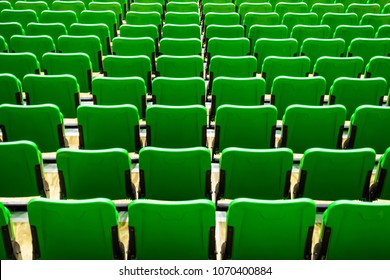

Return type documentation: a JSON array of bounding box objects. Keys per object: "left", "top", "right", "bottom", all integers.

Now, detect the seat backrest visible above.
[
  {"left": 248, "top": 24, "right": 288, "bottom": 51},
  {"left": 130, "top": 2, "right": 163, "bottom": 15},
  {"left": 365, "top": 55, "right": 390, "bottom": 93},
  {"left": 79, "top": 10, "right": 117, "bottom": 37},
  {"left": 282, "top": 12, "right": 318, "bottom": 33},
  {"left": 347, "top": 38, "right": 390, "bottom": 67},
  {"left": 238, "top": 3, "right": 273, "bottom": 21},
  {"left": 203, "top": 3, "right": 235, "bottom": 17},
  {"left": 159, "top": 38, "right": 202, "bottom": 56},
  {"left": 125, "top": 11, "right": 162, "bottom": 32},
  {"left": 0, "top": 9, "right": 38, "bottom": 29},
  {"left": 0, "top": 22, "right": 25, "bottom": 47},
  {"left": 162, "top": 23, "right": 201, "bottom": 39},
  {"left": 311, "top": 3, "right": 345, "bottom": 23},
  {"left": 166, "top": 2, "right": 198, "bottom": 13},
  {"left": 333, "top": 24, "right": 375, "bottom": 55},
  {"left": 205, "top": 25, "right": 245, "bottom": 47},
  {"left": 0, "top": 52, "right": 40, "bottom": 83},
  {"left": 156, "top": 55, "right": 203, "bottom": 78},
  {"left": 0, "top": 202, "right": 21, "bottom": 260},
  {"left": 165, "top": 11, "right": 200, "bottom": 25},
  {"left": 224, "top": 198, "right": 316, "bottom": 260},
  {"left": 291, "top": 24, "right": 331, "bottom": 49},
  {"left": 207, "top": 37, "right": 250, "bottom": 65},
  {"left": 28, "top": 197, "right": 124, "bottom": 260},
  {"left": 376, "top": 24, "right": 390, "bottom": 38},
  {"left": 119, "top": 24, "right": 159, "bottom": 53},
  {"left": 321, "top": 12, "right": 359, "bottom": 34},
  {"left": 361, "top": 13, "right": 390, "bottom": 32},
  {"left": 275, "top": 2, "right": 309, "bottom": 20},
  {"left": 243, "top": 12, "right": 279, "bottom": 35},
  {"left": 372, "top": 147, "right": 390, "bottom": 200},
  {"left": 346, "top": 3, "right": 381, "bottom": 21},
  {"left": 40, "top": 10, "right": 78, "bottom": 31},
  {"left": 89, "top": 2, "right": 122, "bottom": 28},
  {"left": 69, "top": 23, "right": 111, "bottom": 55},
  {"left": 14, "top": 1, "right": 49, "bottom": 20},
  {"left": 52, "top": 0, "right": 86, "bottom": 16},
  {"left": 204, "top": 12, "right": 240, "bottom": 30},
  {"left": 26, "top": 22, "right": 67, "bottom": 49},
  {"left": 0, "top": 73, "right": 22, "bottom": 105}
]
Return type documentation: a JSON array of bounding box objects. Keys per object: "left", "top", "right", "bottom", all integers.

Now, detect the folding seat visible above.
[
  {"left": 133, "top": 0, "right": 164, "bottom": 6},
  {"left": 104, "top": 0, "right": 127, "bottom": 14},
  {"left": 40, "top": 10, "right": 78, "bottom": 31},
  {"left": 0, "top": 202, "right": 21, "bottom": 260},
  {"left": 10, "top": 35, "right": 55, "bottom": 66},
  {"left": 291, "top": 24, "right": 331, "bottom": 50},
  {"left": 271, "top": 76, "right": 326, "bottom": 120},
  {"left": 52, "top": 0, "right": 86, "bottom": 16},
  {"left": 311, "top": 3, "right": 344, "bottom": 23},
  {"left": 202, "top": 0, "right": 232, "bottom": 7},
  {"left": 156, "top": 55, "right": 203, "bottom": 78},
  {"left": 360, "top": 13, "right": 390, "bottom": 32},
  {"left": 204, "top": 12, "right": 240, "bottom": 32},
  {"left": 333, "top": 25, "right": 375, "bottom": 56},
  {"left": 204, "top": 24, "right": 244, "bottom": 47},
  {"left": 248, "top": 25, "right": 288, "bottom": 51},
  {"left": 70, "top": 23, "right": 111, "bottom": 55},
  {"left": 275, "top": 2, "right": 309, "bottom": 21},
  {"left": 313, "top": 56, "right": 364, "bottom": 93},
  {"left": 119, "top": 24, "right": 159, "bottom": 52},
  {"left": 305, "top": 0, "right": 334, "bottom": 9},
  {"left": 42, "top": 53, "right": 92, "bottom": 92},
  {"left": 28, "top": 197, "right": 125, "bottom": 259},
  {"left": 278, "top": 104, "right": 346, "bottom": 154},
  {"left": 243, "top": 12, "right": 279, "bottom": 36},
  {"left": 223, "top": 198, "right": 316, "bottom": 260},
  {"left": 346, "top": 3, "right": 381, "bottom": 21},
  {"left": 26, "top": 23, "right": 67, "bottom": 49},
  {"left": 166, "top": 2, "right": 198, "bottom": 13},
  {"left": 0, "top": 22, "right": 24, "bottom": 48},
  {"left": 0, "top": 74, "right": 22, "bottom": 105},
  {"left": 348, "top": 38, "right": 390, "bottom": 68},
  {"left": 334, "top": 0, "right": 366, "bottom": 9},
  {"left": 162, "top": 23, "right": 201, "bottom": 39},
  {"left": 365, "top": 56, "right": 390, "bottom": 93},
  {"left": 329, "top": 77, "right": 386, "bottom": 120},
  {"left": 314, "top": 200, "right": 390, "bottom": 260},
  {"left": 145, "top": 105, "right": 207, "bottom": 148},
  {"left": 0, "top": 53, "right": 40, "bottom": 83},
  {"left": 370, "top": 147, "right": 390, "bottom": 200},
  {"left": 238, "top": 3, "right": 272, "bottom": 21},
  {"left": 89, "top": 2, "right": 122, "bottom": 27},
  {"left": 300, "top": 38, "right": 344, "bottom": 71},
  {"left": 254, "top": 38, "right": 298, "bottom": 73},
  {"left": 14, "top": 1, "right": 49, "bottom": 19},
  {"left": 282, "top": 12, "right": 318, "bottom": 34},
  {"left": 129, "top": 2, "right": 163, "bottom": 17},
  {"left": 128, "top": 199, "right": 216, "bottom": 260},
  {"left": 0, "top": 9, "right": 38, "bottom": 29},
  {"left": 159, "top": 38, "right": 202, "bottom": 57},
  {"left": 344, "top": 105, "right": 390, "bottom": 154},
  {"left": 321, "top": 12, "right": 359, "bottom": 35},
  {"left": 79, "top": 10, "right": 117, "bottom": 37},
  {"left": 0, "top": 140, "right": 49, "bottom": 198},
  {"left": 102, "top": 55, "right": 152, "bottom": 92},
  {"left": 126, "top": 11, "right": 162, "bottom": 35},
  {"left": 0, "top": 104, "right": 67, "bottom": 153},
  {"left": 376, "top": 24, "right": 390, "bottom": 38},
  {"left": 203, "top": 3, "right": 235, "bottom": 19}
]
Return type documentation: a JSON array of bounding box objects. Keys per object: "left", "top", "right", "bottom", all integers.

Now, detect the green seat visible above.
[
  {"left": 333, "top": 25, "right": 375, "bottom": 56},
  {"left": 52, "top": 0, "right": 86, "bottom": 16},
  {"left": 282, "top": 12, "right": 318, "bottom": 34},
  {"left": 0, "top": 74, "right": 23, "bottom": 105},
  {"left": 128, "top": 199, "right": 216, "bottom": 260},
  {"left": 261, "top": 56, "right": 311, "bottom": 94},
  {"left": 218, "top": 148, "right": 293, "bottom": 200},
  {"left": 347, "top": 38, "right": 390, "bottom": 68},
  {"left": 138, "top": 147, "right": 212, "bottom": 200},
  {"left": 238, "top": 3, "right": 273, "bottom": 22},
  {"left": 0, "top": 53, "right": 40, "bottom": 83},
  {"left": 162, "top": 23, "right": 201, "bottom": 39},
  {"left": 145, "top": 104, "right": 207, "bottom": 148},
  {"left": 126, "top": 11, "right": 162, "bottom": 34},
  {"left": 293, "top": 148, "right": 375, "bottom": 200},
  {"left": 275, "top": 2, "right": 309, "bottom": 21},
  {"left": 0, "top": 1, "right": 11, "bottom": 13},
  {"left": 279, "top": 104, "right": 346, "bottom": 154},
  {"left": 99, "top": 0, "right": 127, "bottom": 14},
  {"left": 0, "top": 22, "right": 25, "bottom": 48},
  {"left": 28, "top": 197, "right": 125, "bottom": 259},
  {"left": 203, "top": 3, "right": 235, "bottom": 18},
  {"left": 210, "top": 76, "right": 265, "bottom": 121},
  {"left": 42, "top": 52, "right": 92, "bottom": 92},
  {"left": 0, "top": 104, "right": 67, "bottom": 153},
  {"left": 166, "top": 2, "right": 199, "bottom": 13},
  {"left": 57, "top": 148, "right": 135, "bottom": 199},
  {"left": 248, "top": 24, "right": 288, "bottom": 51},
  {"left": 0, "top": 35, "right": 6, "bottom": 52},
  {"left": 321, "top": 12, "right": 359, "bottom": 35},
  {"left": 315, "top": 200, "right": 390, "bottom": 260},
  {"left": 224, "top": 198, "right": 316, "bottom": 260},
  {"left": 205, "top": 24, "right": 245, "bottom": 47},
  {"left": 130, "top": 2, "right": 163, "bottom": 16},
  {"left": 92, "top": 76, "right": 146, "bottom": 118},
  {"left": 243, "top": 12, "right": 279, "bottom": 36},
  {"left": 383, "top": 2, "right": 390, "bottom": 12},
  {"left": 313, "top": 56, "right": 364, "bottom": 93},
  {"left": 365, "top": 56, "right": 390, "bottom": 94},
  {"left": 254, "top": 38, "right": 298, "bottom": 72},
  {"left": 79, "top": 10, "right": 118, "bottom": 37},
  {"left": 301, "top": 38, "right": 345, "bottom": 71},
  {"left": 159, "top": 38, "right": 201, "bottom": 56},
  {"left": 371, "top": 147, "right": 390, "bottom": 200},
  {"left": 291, "top": 24, "right": 331, "bottom": 50},
  {"left": 10, "top": 34, "right": 55, "bottom": 66},
  {"left": 40, "top": 10, "right": 78, "bottom": 31},
  {"left": 346, "top": 3, "right": 381, "bottom": 21},
  {"left": 0, "top": 202, "right": 21, "bottom": 260},
  {"left": 0, "top": 9, "right": 38, "bottom": 29},
  {"left": 119, "top": 24, "right": 159, "bottom": 52},
  {"left": 69, "top": 23, "right": 111, "bottom": 55},
  {"left": 14, "top": 1, "right": 49, "bottom": 19},
  {"left": 360, "top": 13, "right": 390, "bottom": 32},
  {"left": 0, "top": 140, "right": 49, "bottom": 198},
  {"left": 156, "top": 55, "right": 203, "bottom": 78},
  {"left": 344, "top": 105, "right": 390, "bottom": 154},
  {"left": 311, "top": 3, "right": 344, "bottom": 23},
  {"left": 77, "top": 104, "right": 141, "bottom": 152},
  {"left": 23, "top": 74, "right": 80, "bottom": 118},
  {"left": 165, "top": 12, "right": 200, "bottom": 25},
  {"left": 152, "top": 76, "right": 205, "bottom": 105},
  {"left": 213, "top": 105, "right": 277, "bottom": 157},
  {"left": 271, "top": 76, "right": 326, "bottom": 120},
  {"left": 335, "top": 0, "right": 366, "bottom": 8},
  {"left": 102, "top": 55, "right": 152, "bottom": 92},
  {"left": 26, "top": 23, "right": 67, "bottom": 49},
  {"left": 89, "top": 2, "right": 122, "bottom": 27},
  {"left": 204, "top": 12, "right": 240, "bottom": 31},
  {"left": 329, "top": 77, "right": 386, "bottom": 120},
  {"left": 376, "top": 24, "right": 390, "bottom": 38}
]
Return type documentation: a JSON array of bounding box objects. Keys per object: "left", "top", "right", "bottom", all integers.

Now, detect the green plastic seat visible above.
[
  {"left": 224, "top": 198, "right": 316, "bottom": 260},
  {"left": 159, "top": 38, "right": 201, "bottom": 56},
  {"left": 282, "top": 12, "right": 318, "bottom": 34},
  {"left": 119, "top": 24, "right": 159, "bottom": 52},
  {"left": 40, "top": 10, "right": 78, "bottom": 31},
  {"left": 162, "top": 23, "right": 201, "bottom": 39},
  {"left": 77, "top": 104, "right": 141, "bottom": 152},
  {"left": 26, "top": 23, "right": 67, "bottom": 49},
  {"left": 238, "top": 3, "right": 273, "bottom": 21},
  {"left": 89, "top": 2, "right": 122, "bottom": 27},
  {"left": 125, "top": 11, "right": 162, "bottom": 35},
  {"left": 100, "top": 0, "right": 127, "bottom": 14},
  {"left": 138, "top": 147, "right": 212, "bottom": 200},
  {"left": 0, "top": 74, "right": 23, "bottom": 105},
  {"left": 383, "top": 2, "right": 390, "bottom": 12},
  {"left": 333, "top": 25, "right": 375, "bottom": 55},
  {"left": 376, "top": 24, "right": 390, "bottom": 38},
  {"left": 315, "top": 200, "right": 390, "bottom": 260},
  {"left": 205, "top": 24, "right": 245, "bottom": 47},
  {"left": 371, "top": 147, "right": 390, "bottom": 200},
  {"left": 0, "top": 22, "right": 25, "bottom": 48},
  {"left": 347, "top": 38, "right": 390, "bottom": 68},
  {"left": 0, "top": 202, "right": 21, "bottom": 260},
  {"left": 313, "top": 56, "right": 364, "bottom": 93},
  {"left": 128, "top": 199, "right": 216, "bottom": 260},
  {"left": 254, "top": 38, "right": 298, "bottom": 73},
  {"left": 102, "top": 55, "right": 152, "bottom": 92},
  {"left": 248, "top": 24, "right": 288, "bottom": 51},
  {"left": 271, "top": 76, "right": 326, "bottom": 120},
  {"left": 0, "top": 53, "right": 40, "bottom": 83},
  {"left": 145, "top": 104, "right": 207, "bottom": 148},
  {"left": 79, "top": 10, "right": 118, "bottom": 37},
  {"left": 210, "top": 76, "right": 265, "bottom": 121},
  {"left": 243, "top": 12, "right": 279, "bottom": 36},
  {"left": 235, "top": 0, "right": 271, "bottom": 8},
  {"left": 321, "top": 12, "right": 359, "bottom": 35},
  {"left": 156, "top": 55, "right": 203, "bottom": 78},
  {"left": 0, "top": 140, "right": 49, "bottom": 198},
  {"left": 56, "top": 148, "right": 135, "bottom": 199},
  {"left": 218, "top": 148, "right": 293, "bottom": 200},
  {"left": 293, "top": 148, "right": 375, "bottom": 200},
  {"left": 334, "top": 0, "right": 366, "bottom": 9},
  {"left": 0, "top": 9, "right": 38, "bottom": 29},
  {"left": 301, "top": 38, "right": 345, "bottom": 71},
  {"left": 360, "top": 13, "right": 390, "bottom": 32},
  {"left": 165, "top": 12, "right": 200, "bottom": 25},
  {"left": 310, "top": 3, "right": 345, "bottom": 23},
  {"left": 152, "top": 76, "right": 205, "bottom": 105},
  {"left": 23, "top": 74, "right": 80, "bottom": 118},
  {"left": 14, "top": 1, "right": 49, "bottom": 19},
  {"left": 10, "top": 35, "right": 55, "bottom": 66},
  {"left": 329, "top": 77, "right": 386, "bottom": 120},
  {"left": 291, "top": 24, "right": 331, "bottom": 50},
  {"left": 203, "top": 3, "right": 235, "bottom": 18},
  {"left": 166, "top": 2, "right": 199, "bottom": 13},
  {"left": 0, "top": 104, "right": 67, "bottom": 153},
  {"left": 261, "top": 56, "right": 311, "bottom": 94},
  {"left": 42, "top": 52, "right": 92, "bottom": 92},
  {"left": 275, "top": 2, "right": 309, "bottom": 21},
  {"left": 134, "top": 0, "right": 164, "bottom": 5},
  {"left": 0, "top": 1, "right": 11, "bottom": 13},
  {"left": 365, "top": 56, "right": 390, "bottom": 94},
  {"left": 368, "top": 0, "right": 388, "bottom": 7},
  {"left": 52, "top": 0, "right": 86, "bottom": 16},
  {"left": 279, "top": 104, "right": 346, "bottom": 154},
  {"left": 346, "top": 3, "right": 381, "bottom": 21},
  {"left": 204, "top": 12, "right": 240, "bottom": 31},
  {"left": 92, "top": 76, "right": 146, "bottom": 118},
  {"left": 28, "top": 197, "right": 125, "bottom": 260},
  {"left": 344, "top": 105, "right": 390, "bottom": 154},
  {"left": 69, "top": 23, "right": 111, "bottom": 55},
  {"left": 130, "top": 2, "right": 163, "bottom": 16}
]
